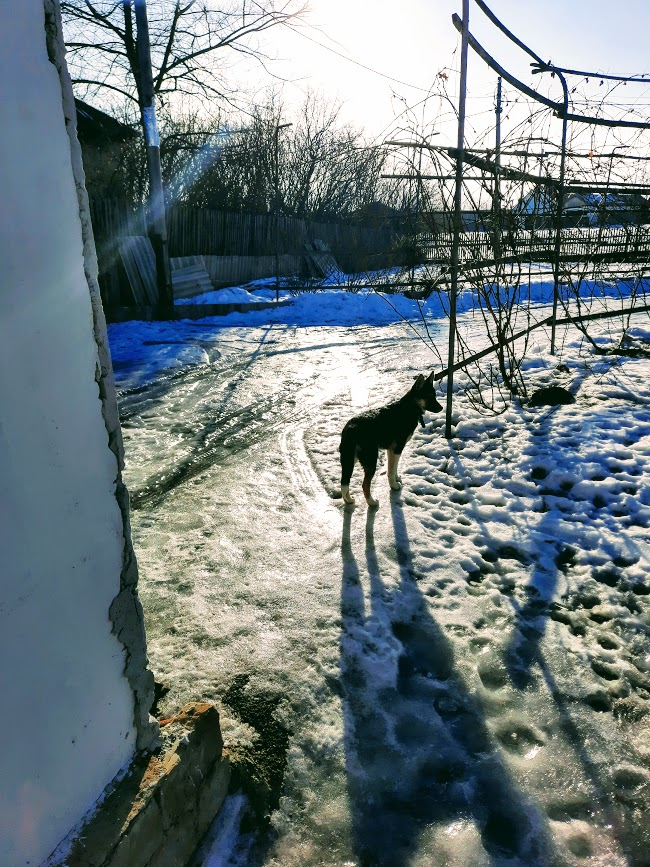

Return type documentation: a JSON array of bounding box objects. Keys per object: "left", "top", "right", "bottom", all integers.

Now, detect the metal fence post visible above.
[
  {"left": 445, "top": 0, "right": 470, "bottom": 439},
  {"left": 551, "top": 71, "right": 569, "bottom": 353}
]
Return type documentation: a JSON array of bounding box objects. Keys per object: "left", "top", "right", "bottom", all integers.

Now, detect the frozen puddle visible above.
[{"left": 114, "top": 318, "right": 650, "bottom": 866}]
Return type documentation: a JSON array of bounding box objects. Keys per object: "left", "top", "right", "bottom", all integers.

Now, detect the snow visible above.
[
  {"left": 175, "top": 285, "right": 279, "bottom": 305},
  {"left": 109, "top": 279, "right": 650, "bottom": 866}
]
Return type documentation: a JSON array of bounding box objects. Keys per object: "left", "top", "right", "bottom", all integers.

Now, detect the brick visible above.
[
  {"left": 197, "top": 756, "right": 230, "bottom": 835},
  {"left": 174, "top": 704, "right": 223, "bottom": 776},
  {"left": 108, "top": 798, "right": 164, "bottom": 867},
  {"left": 156, "top": 763, "right": 198, "bottom": 831},
  {"left": 149, "top": 816, "right": 199, "bottom": 867}
]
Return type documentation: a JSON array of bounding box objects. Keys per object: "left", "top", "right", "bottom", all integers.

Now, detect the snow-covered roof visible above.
[{"left": 515, "top": 187, "right": 647, "bottom": 214}]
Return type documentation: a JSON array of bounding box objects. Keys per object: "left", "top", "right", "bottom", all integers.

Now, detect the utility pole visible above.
[
  {"left": 445, "top": 0, "right": 470, "bottom": 439},
  {"left": 274, "top": 122, "right": 292, "bottom": 302},
  {"left": 133, "top": 0, "right": 173, "bottom": 312}
]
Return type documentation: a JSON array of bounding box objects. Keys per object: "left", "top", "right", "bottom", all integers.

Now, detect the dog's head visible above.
[{"left": 411, "top": 372, "right": 443, "bottom": 413}]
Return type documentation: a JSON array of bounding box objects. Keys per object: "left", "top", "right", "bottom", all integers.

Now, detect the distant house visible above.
[
  {"left": 575, "top": 191, "right": 650, "bottom": 227},
  {"left": 74, "top": 99, "right": 138, "bottom": 197},
  {"left": 75, "top": 98, "right": 137, "bottom": 145},
  {"left": 514, "top": 186, "right": 650, "bottom": 229}
]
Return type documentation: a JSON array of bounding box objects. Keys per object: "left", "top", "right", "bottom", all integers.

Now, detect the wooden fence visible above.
[
  {"left": 202, "top": 255, "right": 302, "bottom": 288},
  {"left": 165, "top": 207, "right": 396, "bottom": 266},
  {"left": 89, "top": 199, "right": 398, "bottom": 300},
  {"left": 88, "top": 199, "right": 650, "bottom": 310},
  {"left": 421, "top": 225, "right": 650, "bottom": 267}
]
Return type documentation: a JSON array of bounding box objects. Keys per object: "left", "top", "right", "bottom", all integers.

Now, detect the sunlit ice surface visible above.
[{"left": 110, "top": 292, "right": 650, "bottom": 866}]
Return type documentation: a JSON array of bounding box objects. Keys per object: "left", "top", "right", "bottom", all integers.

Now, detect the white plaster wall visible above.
[{"left": 0, "top": 3, "right": 138, "bottom": 864}]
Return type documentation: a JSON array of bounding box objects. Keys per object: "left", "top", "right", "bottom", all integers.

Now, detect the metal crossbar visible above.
[{"left": 433, "top": 303, "right": 650, "bottom": 383}]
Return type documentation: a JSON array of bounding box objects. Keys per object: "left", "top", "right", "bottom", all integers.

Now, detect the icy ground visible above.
[{"left": 109, "top": 288, "right": 650, "bottom": 866}]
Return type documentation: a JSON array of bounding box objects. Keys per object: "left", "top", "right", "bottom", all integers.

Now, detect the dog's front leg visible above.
[
  {"left": 341, "top": 484, "right": 355, "bottom": 505},
  {"left": 387, "top": 448, "right": 403, "bottom": 490}
]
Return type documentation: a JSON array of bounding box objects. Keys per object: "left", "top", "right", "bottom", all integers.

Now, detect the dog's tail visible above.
[{"left": 339, "top": 422, "right": 357, "bottom": 486}]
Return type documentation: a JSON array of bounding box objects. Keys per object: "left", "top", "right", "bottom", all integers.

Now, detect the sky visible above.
[{"left": 253, "top": 0, "right": 650, "bottom": 145}]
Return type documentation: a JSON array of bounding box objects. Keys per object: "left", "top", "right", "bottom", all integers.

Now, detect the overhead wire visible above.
[{"left": 282, "top": 23, "right": 433, "bottom": 93}]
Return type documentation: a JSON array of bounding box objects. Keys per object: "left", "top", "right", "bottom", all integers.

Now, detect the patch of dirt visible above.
[{"left": 222, "top": 674, "right": 292, "bottom": 826}]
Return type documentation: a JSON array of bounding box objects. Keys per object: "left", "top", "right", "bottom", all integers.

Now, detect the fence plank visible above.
[{"left": 118, "top": 236, "right": 158, "bottom": 305}]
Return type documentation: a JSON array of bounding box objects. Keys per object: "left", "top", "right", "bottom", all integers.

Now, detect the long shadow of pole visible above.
[
  {"left": 448, "top": 429, "right": 633, "bottom": 859},
  {"left": 339, "top": 498, "right": 556, "bottom": 866}
]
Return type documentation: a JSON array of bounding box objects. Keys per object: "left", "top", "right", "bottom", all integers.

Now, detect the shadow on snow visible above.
[{"left": 339, "top": 497, "right": 555, "bottom": 867}]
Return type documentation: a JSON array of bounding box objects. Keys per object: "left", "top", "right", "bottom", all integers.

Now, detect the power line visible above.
[{"left": 285, "top": 24, "right": 433, "bottom": 93}]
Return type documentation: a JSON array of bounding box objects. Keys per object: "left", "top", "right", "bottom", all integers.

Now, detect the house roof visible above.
[
  {"left": 516, "top": 187, "right": 648, "bottom": 214},
  {"left": 74, "top": 99, "right": 137, "bottom": 144}
]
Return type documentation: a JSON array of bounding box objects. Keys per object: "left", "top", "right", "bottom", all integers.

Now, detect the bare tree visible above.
[
  {"left": 176, "top": 94, "right": 390, "bottom": 220},
  {"left": 61, "top": 0, "right": 307, "bottom": 115},
  {"left": 285, "top": 93, "right": 388, "bottom": 220}
]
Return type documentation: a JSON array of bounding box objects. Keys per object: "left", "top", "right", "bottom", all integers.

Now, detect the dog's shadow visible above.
[{"left": 339, "top": 500, "right": 554, "bottom": 866}]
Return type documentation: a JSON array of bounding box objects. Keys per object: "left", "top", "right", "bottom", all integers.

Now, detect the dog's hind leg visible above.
[
  {"left": 359, "top": 446, "right": 379, "bottom": 508},
  {"left": 339, "top": 426, "right": 357, "bottom": 504},
  {"left": 387, "top": 448, "right": 403, "bottom": 490}
]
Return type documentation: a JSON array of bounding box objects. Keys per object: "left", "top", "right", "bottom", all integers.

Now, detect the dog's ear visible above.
[
  {"left": 426, "top": 371, "right": 435, "bottom": 384},
  {"left": 411, "top": 373, "right": 426, "bottom": 390}
]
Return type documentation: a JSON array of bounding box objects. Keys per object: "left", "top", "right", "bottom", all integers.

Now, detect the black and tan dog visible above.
[{"left": 339, "top": 372, "right": 442, "bottom": 507}]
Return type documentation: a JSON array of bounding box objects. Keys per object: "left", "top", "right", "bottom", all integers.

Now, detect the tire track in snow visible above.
[
  {"left": 278, "top": 425, "right": 342, "bottom": 533},
  {"left": 125, "top": 329, "right": 412, "bottom": 511},
  {"left": 129, "top": 394, "right": 305, "bottom": 510}
]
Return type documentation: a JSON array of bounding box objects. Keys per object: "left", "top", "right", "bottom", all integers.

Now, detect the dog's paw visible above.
[
  {"left": 341, "top": 485, "right": 355, "bottom": 504},
  {"left": 366, "top": 496, "right": 379, "bottom": 508},
  {"left": 389, "top": 478, "right": 403, "bottom": 491}
]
